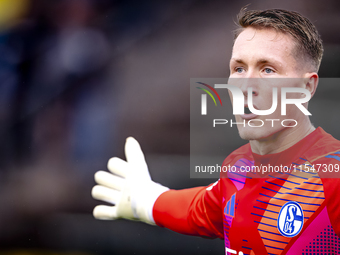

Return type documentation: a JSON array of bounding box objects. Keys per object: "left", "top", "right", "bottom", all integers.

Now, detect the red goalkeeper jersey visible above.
[{"left": 153, "top": 127, "right": 340, "bottom": 255}]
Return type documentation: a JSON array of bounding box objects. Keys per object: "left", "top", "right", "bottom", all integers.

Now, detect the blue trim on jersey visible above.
[
  {"left": 229, "top": 172, "right": 252, "bottom": 179},
  {"left": 258, "top": 229, "right": 282, "bottom": 236},
  {"left": 303, "top": 182, "right": 323, "bottom": 185},
  {"left": 228, "top": 178, "right": 245, "bottom": 184},
  {"left": 283, "top": 173, "right": 308, "bottom": 180},
  {"left": 286, "top": 193, "right": 324, "bottom": 199},
  {"left": 262, "top": 186, "right": 283, "bottom": 194},
  {"left": 298, "top": 169, "right": 318, "bottom": 176},
  {"left": 295, "top": 187, "right": 323, "bottom": 192},
  {"left": 239, "top": 159, "right": 254, "bottom": 165},
  {"left": 230, "top": 194, "right": 235, "bottom": 216},
  {"left": 255, "top": 220, "right": 277, "bottom": 228},
  {"left": 259, "top": 193, "right": 322, "bottom": 206},
  {"left": 261, "top": 236, "right": 288, "bottom": 244},
  {"left": 256, "top": 200, "right": 282, "bottom": 207},
  {"left": 325, "top": 155, "right": 340, "bottom": 161},
  {"left": 269, "top": 176, "right": 300, "bottom": 185},
  {"left": 264, "top": 245, "right": 284, "bottom": 250},
  {"left": 251, "top": 213, "right": 276, "bottom": 221},
  {"left": 253, "top": 206, "right": 279, "bottom": 214},
  {"left": 265, "top": 180, "right": 292, "bottom": 190}
]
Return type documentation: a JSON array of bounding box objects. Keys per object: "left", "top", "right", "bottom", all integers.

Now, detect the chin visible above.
[
  {"left": 237, "top": 124, "right": 284, "bottom": 141},
  {"left": 238, "top": 127, "right": 263, "bottom": 140}
]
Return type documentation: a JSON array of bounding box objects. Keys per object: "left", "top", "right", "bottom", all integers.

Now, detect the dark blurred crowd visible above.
[{"left": 0, "top": 1, "right": 197, "bottom": 253}]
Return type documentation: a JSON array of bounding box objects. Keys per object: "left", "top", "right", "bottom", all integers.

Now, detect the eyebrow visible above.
[
  {"left": 230, "top": 58, "right": 281, "bottom": 66},
  {"left": 230, "top": 58, "right": 246, "bottom": 65}
]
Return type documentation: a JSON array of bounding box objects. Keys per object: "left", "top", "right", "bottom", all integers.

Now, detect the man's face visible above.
[{"left": 229, "top": 27, "right": 309, "bottom": 141}]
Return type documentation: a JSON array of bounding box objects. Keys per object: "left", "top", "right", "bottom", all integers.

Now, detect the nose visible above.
[{"left": 240, "top": 77, "right": 259, "bottom": 98}]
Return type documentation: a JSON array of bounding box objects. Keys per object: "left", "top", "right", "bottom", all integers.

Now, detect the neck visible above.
[{"left": 249, "top": 118, "right": 315, "bottom": 155}]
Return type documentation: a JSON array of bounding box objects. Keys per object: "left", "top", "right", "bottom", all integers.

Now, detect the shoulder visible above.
[
  {"left": 304, "top": 128, "right": 340, "bottom": 178},
  {"left": 304, "top": 127, "right": 340, "bottom": 164}
]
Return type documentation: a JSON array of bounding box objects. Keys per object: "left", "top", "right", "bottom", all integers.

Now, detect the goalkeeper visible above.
[{"left": 92, "top": 8, "right": 340, "bottom": 254}]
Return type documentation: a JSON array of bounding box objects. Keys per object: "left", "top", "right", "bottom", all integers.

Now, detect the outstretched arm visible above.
[{"left": 91, "top": 137, "right": 224, "bottom": 239}]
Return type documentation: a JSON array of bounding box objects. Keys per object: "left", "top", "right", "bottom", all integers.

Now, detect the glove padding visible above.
[{"left": 91, "top": 137, "right": 169, "bottom": 225}]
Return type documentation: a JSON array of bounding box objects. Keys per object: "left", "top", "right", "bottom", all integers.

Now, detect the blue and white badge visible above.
[{"left": 277, "top": 201, "right": 304, "bottom": 237}]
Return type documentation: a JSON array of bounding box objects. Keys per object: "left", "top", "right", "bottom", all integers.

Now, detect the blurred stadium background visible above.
[{"left": 0, "top": 0, "right": 340, "bottom": 254}]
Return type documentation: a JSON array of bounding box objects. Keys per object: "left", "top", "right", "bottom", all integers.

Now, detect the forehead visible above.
[{"left": 232, "top": 27, "right": 297, "bottom": 64}]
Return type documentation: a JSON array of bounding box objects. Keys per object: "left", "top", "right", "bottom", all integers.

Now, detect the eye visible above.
[
  {"left": 235, "top": 67, "right": 244, "bottom": 73},
  {"left": 263, "top": 68, "right": 274, "bottom": 74}
]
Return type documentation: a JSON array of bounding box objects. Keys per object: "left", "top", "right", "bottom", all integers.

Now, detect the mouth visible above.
[
  {"left": 240, "top": 105, "right": 258, "bottom": 120},
  {"left": 244, "top": 106, "right": 251, "bottom": 114}
]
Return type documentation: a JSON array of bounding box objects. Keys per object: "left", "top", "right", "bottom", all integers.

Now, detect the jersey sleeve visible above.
[{"left": 152, "top": 180, "right": 224, "bottom": 239}]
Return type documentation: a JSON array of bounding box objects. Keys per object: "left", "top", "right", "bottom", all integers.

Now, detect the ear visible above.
[{"left": 304, "top": 72, "right": 319, "bottom": 98}]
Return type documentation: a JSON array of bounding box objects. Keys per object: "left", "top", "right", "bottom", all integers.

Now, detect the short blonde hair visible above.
[{"left": 234, "top": 8, "right": 324, "bottom": 71}]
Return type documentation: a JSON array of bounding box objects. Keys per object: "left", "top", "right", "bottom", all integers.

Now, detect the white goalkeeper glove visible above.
[{"left": 91, "top": 137, "right": 169, "bottom": 225}]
